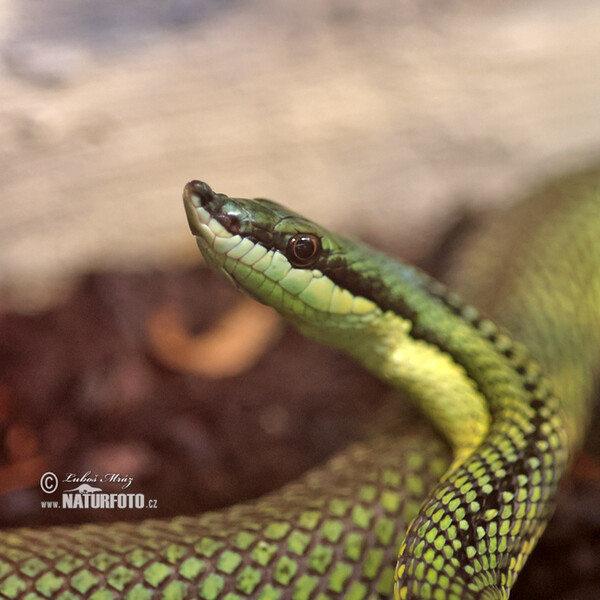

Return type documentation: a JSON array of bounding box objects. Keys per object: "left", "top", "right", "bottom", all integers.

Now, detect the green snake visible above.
[{"left": 1, "top": 172, "right": 599, "bottom": 599}]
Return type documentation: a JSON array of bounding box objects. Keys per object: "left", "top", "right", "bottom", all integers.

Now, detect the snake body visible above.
[{"left": 0, "top": 173, "right": 599, "bottom": 599}]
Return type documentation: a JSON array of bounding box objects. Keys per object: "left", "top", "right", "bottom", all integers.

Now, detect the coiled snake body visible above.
[{"left": 1, "top": 172, "right": 599, "bottom": 599}]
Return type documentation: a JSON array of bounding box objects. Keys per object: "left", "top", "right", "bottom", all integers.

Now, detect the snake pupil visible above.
[{"left": 287, "top": 234, "right": 321, "bottom": 267}]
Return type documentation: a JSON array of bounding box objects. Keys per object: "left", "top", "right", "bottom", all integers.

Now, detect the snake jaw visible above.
[{"left": 183, "top": 183, "right": 243, "bottom": 291}]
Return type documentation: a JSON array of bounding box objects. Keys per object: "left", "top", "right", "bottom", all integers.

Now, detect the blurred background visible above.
[
  {"left": 2, "top": 0, "right": 600, "bottom": 306},
  {"left": 0, "top": 1, "right": 599, "bottom": 598}
]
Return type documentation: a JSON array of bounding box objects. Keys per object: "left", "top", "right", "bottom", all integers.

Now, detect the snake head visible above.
[{"left": 183, "top": 180, "right": 379, "bottom": 323}]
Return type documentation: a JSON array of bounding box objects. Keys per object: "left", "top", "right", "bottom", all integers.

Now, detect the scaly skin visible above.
[{"left": 0, "top": 172, "right": 598, "bottom": 599}]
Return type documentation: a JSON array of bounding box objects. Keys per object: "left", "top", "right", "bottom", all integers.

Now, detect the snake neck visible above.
[{"left": 293, "top": 246, "right": 568, "bottom": 461}]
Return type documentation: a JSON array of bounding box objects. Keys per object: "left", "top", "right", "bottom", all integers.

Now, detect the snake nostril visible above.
[{"left": 185, "top": 180, "right": 214, "bottom": 207}]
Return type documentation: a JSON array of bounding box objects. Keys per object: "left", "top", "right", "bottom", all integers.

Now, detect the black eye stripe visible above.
[
  {"left": 286, "top": 234, "right": 322, "bottom": 268},
  {"left": 215, "top": 213, "right": 241, "bottom": 234}
]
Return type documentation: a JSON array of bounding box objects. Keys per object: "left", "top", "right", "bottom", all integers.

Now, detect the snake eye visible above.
[{"left": 286, "top": 233, "right": 322, "bottom": 267}]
